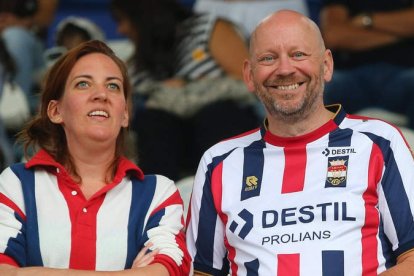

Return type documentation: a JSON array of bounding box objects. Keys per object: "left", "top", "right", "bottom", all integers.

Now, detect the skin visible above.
[
  {"left": 47, "top": 53, "right": 129, "bottom": 198},
  {"left": 321, "top": 5, "right": 414, "bottom": 51},
  {"left": 115, "top": 15, "right": 248, "bottom": 85},
  {"left": 243, "top": 10, "right": 334, "bottom": 137},
  {"left": 0, "top": 53, "right": 169, "bottom": 275}
]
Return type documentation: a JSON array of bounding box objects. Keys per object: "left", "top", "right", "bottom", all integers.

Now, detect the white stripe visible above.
[
  {"left": 96, "top": 178, "right": 131, "bottom": 271},
  {"left": 35, "top": 169, "right": 71, "bottom": 268},
  {"left": 0, "top": 167, "right": 26, "bottom": 253},
  {"left": 0, "top": 167, "right": 26, "bottom": 215},
  {"left": 146, "top": 175, "right": 184, "bottom": 265}
]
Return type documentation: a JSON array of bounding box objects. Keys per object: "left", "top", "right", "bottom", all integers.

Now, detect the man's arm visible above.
[
  {"left": 379, "top": 250, "right": 414, "bottom": 275},
  {"left": 0, "top": 263, "right": 168, "bottom": 276}
]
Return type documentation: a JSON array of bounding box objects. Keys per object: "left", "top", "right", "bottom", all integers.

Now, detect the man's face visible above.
[{"left": 244, "top": 15, "right": 333, "bottom": 122}]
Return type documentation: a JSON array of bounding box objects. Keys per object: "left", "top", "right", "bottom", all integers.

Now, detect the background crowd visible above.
[{"left": 0, "top": 0, "right": 413, "bottom": 185}]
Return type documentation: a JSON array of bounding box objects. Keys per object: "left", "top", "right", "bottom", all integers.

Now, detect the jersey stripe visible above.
[
  {"left": 0, "top": 193, "right": 25, "bottom": 221},
  {"left": 241, "top": 140, "right": 265, "bottom": 201},
  {"left": 281, "top": 147, "right": 306, "bottom": 193},
  {"left": 126, "top": 175, "right": 156, "bottom": 268},
  {"left": 322, "top": 250, "right": 344, "bottom": 276},
  {"left": 11, "top": 164, "right": 42, "bottom": 266},
  {"left": 96, "top": 178, "right": 131, "bottom": 270},
  {"left": 244, "top": 258, "right": 259, "bottom": 276},
  {"left": 277, "top": 253, "right": 299, "bottom": 276},
  {"left": 361, "top": 143, "right": 382, "bottom": 275},
  {"left": 365, "top": 132, "right": 414, "bottom": 257}
]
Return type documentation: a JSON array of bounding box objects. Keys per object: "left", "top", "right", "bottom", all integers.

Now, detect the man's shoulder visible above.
[{"left": 203, "top": 127, "right": 263, "bottom": 160}]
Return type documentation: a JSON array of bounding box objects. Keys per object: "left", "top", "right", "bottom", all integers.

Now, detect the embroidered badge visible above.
[{"left": 325, "top": 156, "right": 348, "bottom": 188}]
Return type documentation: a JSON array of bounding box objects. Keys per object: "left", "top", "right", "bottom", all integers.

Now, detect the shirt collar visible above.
[{"left": 25, "top": 149, "right": 145, "bottom": 181}]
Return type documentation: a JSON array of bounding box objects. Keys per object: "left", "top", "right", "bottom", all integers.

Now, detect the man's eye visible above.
[
  {"left": 258, "top": 56, "right": 275, "bottom": 64},
  {"left": 293, "top": 52, "right": 305, "bottom": 58}
]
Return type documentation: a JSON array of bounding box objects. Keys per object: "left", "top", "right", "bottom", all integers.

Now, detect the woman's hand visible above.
[{"left": 132, "top": 242, "right": 160, "bottom": 268}]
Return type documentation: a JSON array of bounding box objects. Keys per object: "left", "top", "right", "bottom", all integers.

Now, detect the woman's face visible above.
[{"left": 47, "top": 53, "right": 129, "bottom": 149}]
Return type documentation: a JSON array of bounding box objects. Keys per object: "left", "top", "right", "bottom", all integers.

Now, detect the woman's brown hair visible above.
[{"left": 18, "top": 40, "right": 132, "bottom": 181}]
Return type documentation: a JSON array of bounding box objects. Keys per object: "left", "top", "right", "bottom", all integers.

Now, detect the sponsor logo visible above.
[
  {"left": 229, "top": 202, "right": 356, "bottom": 241},
  {"left": 245, "top": 176, "right": 259, "bottom": 191},
  {"left": 229, "top": 209, "right": 254, "bottom": 240},
  {"left": 322, "top": 147, "right": 356, "bottom": 157}
]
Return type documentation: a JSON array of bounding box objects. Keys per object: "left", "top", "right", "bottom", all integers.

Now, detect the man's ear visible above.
[
  {"left": 323, "top": 49, "right": 334, "bottom": 82},
  {"left": 47, "top": 100, "right": 63, "bottom": 124},
  {"left": 243, "top": 59, "right": 256, "bottom": 92}
]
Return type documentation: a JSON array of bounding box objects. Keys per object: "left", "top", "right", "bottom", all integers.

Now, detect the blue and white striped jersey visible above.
[{"left": 186, "top": 105, "right": 414, "bottom": 275}]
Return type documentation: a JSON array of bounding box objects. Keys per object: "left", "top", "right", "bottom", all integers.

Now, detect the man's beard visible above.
[{"left": 254, "top": 73, "right": 325, "bottom": 123}]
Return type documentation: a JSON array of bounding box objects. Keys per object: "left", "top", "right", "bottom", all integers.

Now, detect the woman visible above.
[
  {"left": 111, "top": 0, "right": 260, "bottom": 181},
  {"left": 0, "top": 40, "right": 190, "bottom": 275}
]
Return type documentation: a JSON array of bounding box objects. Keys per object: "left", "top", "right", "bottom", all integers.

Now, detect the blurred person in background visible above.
[
  {"left": 44, "top": 16, "right": 105, "bottom": 68},
  {"left": 320, "top": 0, "right": 414, "bottom": 128},
  {"left": 111, "top": 0, "right": 260, "bottom": 181},
  {"left": 0, "top": 0, "right": 58, "bottom": 113}
]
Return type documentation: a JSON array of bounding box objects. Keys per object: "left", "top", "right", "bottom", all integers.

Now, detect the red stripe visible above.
[
  {"left": 0, "top": 253, "right": 19, "bottom": 267},
  {"left": 211, "top": 162, "right": 223, "bottom": 216},
  {"left": 151, "top": 190, "right": 183, "bottom": 216},
  {"left": 0, "top": 193, "right": 26, "bottom": 221},
  {"left": 361, "top": 144, "right": 382, "bottom": 275},
  {"left": 212, "top": 162, "right": 239, "bottom": 275},
  {"left": 277, "top": 254, "right": 299, "bottom": 276},
  {"left": 281, "top": 147, "right": 307, "bottom": 193},
  {"left": 56, "top": 178, "right": 104, "bottom": 270}
]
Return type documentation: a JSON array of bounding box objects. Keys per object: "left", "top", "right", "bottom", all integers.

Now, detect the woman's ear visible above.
[
  {"left": 121, "top": 106, "right": 129, "bottom": 128},
  {"left": 47, "top": 100, "right": 63, "bottom": 124}
]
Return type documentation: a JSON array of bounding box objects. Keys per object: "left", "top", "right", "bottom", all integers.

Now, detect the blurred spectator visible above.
[
  {"left": 0, "top": 0, "right": 58, "bottom": 113},
  {"left": 0, "top": 118, "right": 14, "bottom": 170},
  {"left": 111, "top": 0, "right": 260, "bottom": 181},
  {"left": 44, "top": 16, "right": 105, "bottom": 67},
  {"left": 320, "top": 0, "right": 414, "bottom": 128},
  {"left": 194, "top": 0, "right": 309, "bottom": 39}
]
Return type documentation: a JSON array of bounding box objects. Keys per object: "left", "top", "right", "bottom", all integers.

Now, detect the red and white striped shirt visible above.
[{"left": 186, "top": 105, "right": 414, "bottom": 275}]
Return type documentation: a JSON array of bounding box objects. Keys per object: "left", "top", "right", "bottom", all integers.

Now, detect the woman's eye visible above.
[
  {"left": 107, "top": 83, "right": 120, "bottom": 90},
  {"left": 76, "top": 81, "right": 89, "bottom": 88}
]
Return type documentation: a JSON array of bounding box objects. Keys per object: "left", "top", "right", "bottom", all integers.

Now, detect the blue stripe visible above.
[
  {"left": 125, "top": 174, "right": 157, "bottom": 269},
  {"left": 241, "top": 140, "right": 265, "bottom": 201},
  {"left": 322, "top": 250, "right": 344, "bottom": 276},
  {"left": 194, "top": 151, "right": 233, "bottom": 275},
  {"left": 378, "top": 215, "right": 395, "bottom": 268},
  {"left": 9, "top": 163, "right": 43, "bottom": 266},
  {"left": 328, "top": 128, "right": 353, "bottom": 147},
  {"left": 245, "top": 258, "right": 259, "bottom": 276},
  {"left": 364, "top": 132, "right": 414, "bottom": 257},
  {"left": 4, "top": 212, "right": 26, "bottom": 266}
]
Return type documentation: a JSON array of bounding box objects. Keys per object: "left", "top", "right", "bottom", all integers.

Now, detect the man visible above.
[
  {"left": 186, "top": 10, "right": 414, "bottom": 275},
  {"left": 320, "top": 0, "right": 414, "bottom": 128}
]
